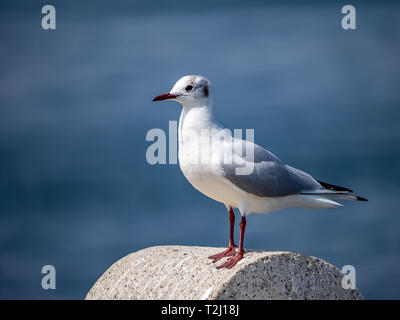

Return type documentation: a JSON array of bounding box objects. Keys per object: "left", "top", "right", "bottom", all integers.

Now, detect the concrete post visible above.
[{"left": 86, "top": 245, "right": 363, "bottom": 300}]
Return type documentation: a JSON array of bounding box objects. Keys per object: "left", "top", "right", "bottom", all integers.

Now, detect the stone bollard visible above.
[{"left": 86, "top": 245, "right": 363, "bottom": 300}]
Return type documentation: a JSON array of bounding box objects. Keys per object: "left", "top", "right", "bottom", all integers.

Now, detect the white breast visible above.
[{"left": 177, "top": 105, "right": 241, "bottom": 206}]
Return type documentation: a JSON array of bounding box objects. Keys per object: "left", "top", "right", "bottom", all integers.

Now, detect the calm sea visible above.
[{"left": 0, "top": 0, "right": 399, "bottom": 299}]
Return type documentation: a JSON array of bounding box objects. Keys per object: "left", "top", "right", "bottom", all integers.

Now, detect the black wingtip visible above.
[
  {"left": 317, "top": 180, "right": 353, "bottom": 193},
  {"left": 356, "top": 196, "right": 368, "bottom": 201}
]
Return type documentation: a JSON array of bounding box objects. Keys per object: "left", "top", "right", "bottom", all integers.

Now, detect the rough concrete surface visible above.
[{"left": 86, "top": 245, "right": 363, "bottom": 300}]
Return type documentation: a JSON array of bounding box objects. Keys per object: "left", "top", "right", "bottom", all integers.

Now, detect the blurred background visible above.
[{"left": 0, "top": 0, "right": 399, "bottom": 299}]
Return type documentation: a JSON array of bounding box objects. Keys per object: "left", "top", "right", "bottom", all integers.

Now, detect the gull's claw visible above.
[
  {"left": 208, "top": 246, "right": 236, "bottom": 263},
  {"left": 216, "top": 251, "right": 244, "bottom": 269}
]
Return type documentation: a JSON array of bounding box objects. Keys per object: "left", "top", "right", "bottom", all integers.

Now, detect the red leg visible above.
[
  {"left": 208, "top": 207, "right": 236, "bottom": 262},
  {"left": 217, "top": 216, "right": 246, "bottom": 269}
]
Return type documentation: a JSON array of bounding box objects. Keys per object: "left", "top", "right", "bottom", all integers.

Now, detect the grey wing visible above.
[{"left": 221, "top": 140, "right": 322, "bottom": 197}]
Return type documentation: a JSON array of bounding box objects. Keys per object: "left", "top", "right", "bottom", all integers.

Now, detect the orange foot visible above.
[
  {"left": 208, "top": 246, "right": 236, "bottom": 263},
  {"left": 216, "top": 251, "right": 244, "bottom": 269}
]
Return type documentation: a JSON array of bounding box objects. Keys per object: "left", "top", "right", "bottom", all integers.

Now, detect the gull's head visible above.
[{"left": 152, "top": 75, "right": 211, "bottom": 107}]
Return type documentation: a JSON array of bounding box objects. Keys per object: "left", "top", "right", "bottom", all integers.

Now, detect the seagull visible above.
[{"left": 152, "top": 75, "right": 367, "bottom": 269}]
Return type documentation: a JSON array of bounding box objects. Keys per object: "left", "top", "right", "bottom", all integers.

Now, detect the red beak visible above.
[{"left": 152, "top": 93, "right": 178, "bottom": 102}]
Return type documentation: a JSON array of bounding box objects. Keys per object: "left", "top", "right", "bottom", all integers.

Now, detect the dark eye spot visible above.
[
  {"left": 203, "top": 85, "right": 209, "bottom": 97},
  {"left": 185, "top": 85, "right": 193, "bottom": 91}
]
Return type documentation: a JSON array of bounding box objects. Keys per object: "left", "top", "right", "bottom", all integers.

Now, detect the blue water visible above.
[{"left": 0, "top": 0, "right": 399, "bottom": 299}]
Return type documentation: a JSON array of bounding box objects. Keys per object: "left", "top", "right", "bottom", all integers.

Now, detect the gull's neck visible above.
[
  {"left": 179, "top": 102, "right": 219, "bottom": 130},
  {"left": 178, "top": 101, "right": 222, "bottom": 147}
]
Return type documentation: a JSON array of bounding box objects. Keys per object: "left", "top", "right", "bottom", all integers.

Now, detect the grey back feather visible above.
[{"left": 221, "top": 139, "right": 321, "bottom": 197}]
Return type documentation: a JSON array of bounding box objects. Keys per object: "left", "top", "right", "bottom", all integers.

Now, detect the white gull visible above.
[{"left": 152, "top": 75, "right": 367, "bottom": 269}]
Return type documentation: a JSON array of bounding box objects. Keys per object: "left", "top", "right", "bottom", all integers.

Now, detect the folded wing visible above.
[{"left": 221, "top": 139, "right": 322, "bottom": 197}]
